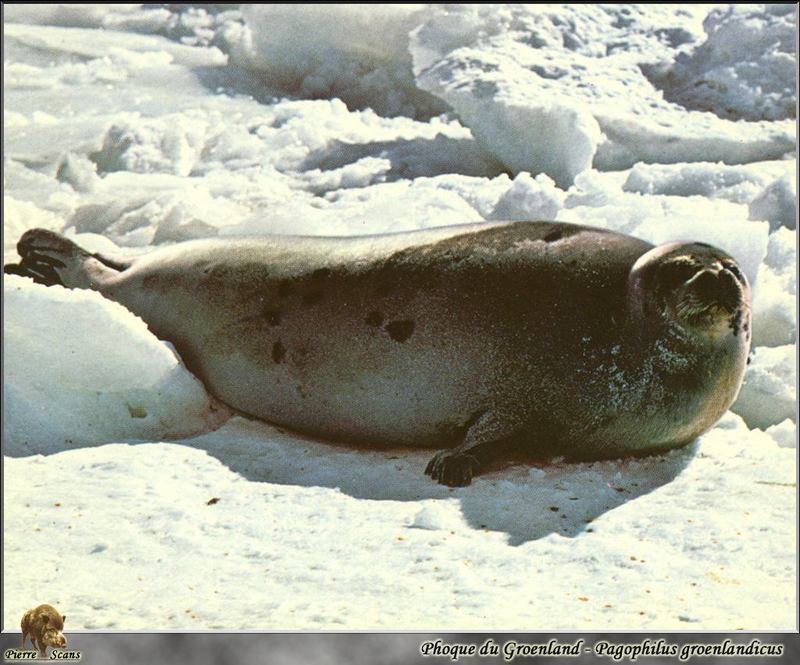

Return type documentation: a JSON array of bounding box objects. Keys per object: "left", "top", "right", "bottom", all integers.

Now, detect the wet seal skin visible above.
[{"left": 6, "top": 221, "right": 752, "bottom": 486}]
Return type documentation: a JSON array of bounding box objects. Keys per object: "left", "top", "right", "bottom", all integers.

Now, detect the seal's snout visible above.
[{"left": 686, "top": 266, "right": 742, "bottom": 313}]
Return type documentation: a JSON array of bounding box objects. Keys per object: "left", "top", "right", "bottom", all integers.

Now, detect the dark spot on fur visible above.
[
  {"left": 302, "top": 289, "right": 324, "bottom": 305},
  {"left": 290, "top": 345, "right": 310, "bottom": 369},
  {"left": 312, "top": 267, "right": 331, "bottom": 281},
  {"left": 542, "top": 226, "right": 583, "bottom": 243},
  {"left": 278, "top": 281, "right": 293, "bottom": 299},
  {"left": 272, "top": 340, "right": 286, "bottom": 363},
  {"left": 385, "top": 319, "right": 415, "bottom": 342},
  {"left": 263, "top": 309, "right": 281, "bottom": 326},
  {"left": 365, "top": 311, "right": 384, "bottom": 327}
]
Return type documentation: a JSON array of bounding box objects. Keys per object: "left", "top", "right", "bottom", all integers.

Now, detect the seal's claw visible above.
[
  {"left": 4, "top": 260, "right": 64, "bottom": 286},
  {"left": 425, "top": 451, "right": 480, "bottom": 487}
]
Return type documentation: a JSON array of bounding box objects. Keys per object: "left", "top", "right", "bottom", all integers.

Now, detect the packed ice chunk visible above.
[
  {"left": 622, "top": 160, "right": 796, "bottom": 232},
  {"left": 645, "top": 4, "right": 797, "bottom": 121},
  {"left": 622, "top": 161, "right": 793, "bottom": 204},
  {"left": 411, "top": 4, "right": 796, "bottom": 186},
  {"left": 3, "top": 196, "right": 63, "bottom": 256},
  {"left": 766, "top": 419, "right": 796, "bottom": 449},
  {"left": 732, "top": 345, "right": 797, "bottom": 430},
  {"left": 752, "top": 228, "right": 798, "bottom": 347},
  {"left": 3, "top": 276, "right": 223, "bottom": 454},
  {"left": 489, "top": 172, "right": 565, "bottom": 221},
  {"left": 90, "top": 114, "right": 210, "bottom": 176},
  {"left": 233, "top": 4, "right": 445, "bottom": 119},
  {"left": 749, "top": 174, "right": 797, "bottom": 231}
]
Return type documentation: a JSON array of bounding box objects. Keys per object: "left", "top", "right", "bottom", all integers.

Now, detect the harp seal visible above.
[{"left": 5, "top": 221, "right": 751, "bottom": 486}]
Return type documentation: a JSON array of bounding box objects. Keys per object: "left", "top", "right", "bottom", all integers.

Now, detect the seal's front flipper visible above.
[
  {"left": 4, "top": 228, "right": 123, "bottom": 290},
  {"left": 425, "top": 411, "right": 522, "bottom": 487}
]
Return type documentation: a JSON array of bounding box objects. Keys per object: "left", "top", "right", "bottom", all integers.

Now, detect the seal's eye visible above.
[{"left": 658, "top": 261, "right": 697, "bottom": 289}]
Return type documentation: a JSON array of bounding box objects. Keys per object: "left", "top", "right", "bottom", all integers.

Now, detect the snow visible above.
[
  {"left": 2, "top": 3, "right": 796, "bottom": 631},
  {"left": 3, "top": 276, "right": 224, "bottom": 454},
  {"left": 3, "top": 413, "right": 795, "bottom": 630}
]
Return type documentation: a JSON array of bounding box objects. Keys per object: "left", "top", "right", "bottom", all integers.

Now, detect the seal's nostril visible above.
[
  {"left": 720, "top": 269, "right": 736, "bottom": 287},
  {"left": 689, "top": 269, "right": 717, "bottom": 292}
]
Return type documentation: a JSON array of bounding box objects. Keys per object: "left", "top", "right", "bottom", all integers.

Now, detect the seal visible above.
[{"left": 5, "top": 222, "right": 752, "bottom": 486}]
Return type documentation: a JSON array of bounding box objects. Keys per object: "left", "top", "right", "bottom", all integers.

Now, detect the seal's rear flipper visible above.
[{"left": 3, "top": 228, "right": 124, "bottom": 290}]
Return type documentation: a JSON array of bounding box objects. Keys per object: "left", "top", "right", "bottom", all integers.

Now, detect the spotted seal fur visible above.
[{"left": 5, "top": 222, "right": 751, "bottom": 486}]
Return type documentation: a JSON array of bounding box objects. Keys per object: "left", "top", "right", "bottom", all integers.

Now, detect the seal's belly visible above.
[
  {"left": 203, "top": 309, "right": 496, "bottom": 446},
  {"left": 116, "top": 267, "right": 504, "bottom": 446},
  {"left": 200, "top": 340, "right": 485, "bottom": 447}
]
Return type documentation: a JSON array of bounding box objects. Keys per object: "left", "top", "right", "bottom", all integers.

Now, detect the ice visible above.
[
  {"left": 3, "top": 276, "right": 224, "bottom": 454},
  {"left": 622, "top": 160, "right": 796, "bottom": 232},
  {"left": 752, "top": 228, "right": 797, "bottom": 347},
  {"left": 2, "top": 3, "right": 796, "bottom": 632},
  {"left": 3, "top": 23, "right": 227, "bottom": 70},
  {"left": 3, "top": 4, "right": 141, "bottom": 29},
  {"left": 749, "top": 173, "right": 797, "bottom": 231},
  {"left": 411, "top": 4, "right": 796, "bottom": 186},
  {"left": 3, "top": 196, "right": 63, "bottom": 255},
  {"left": 3, "top": 417, "right": 794, "bottom": 629},
  {"left": 766, "top": 419, "right": 797, "bottom": 449},
  {"left": 489, "top": 172, "right": 564, "bottom": 221},
  {"left": 232, "top": 4, "right": 446, "bottom": 119},
  {"left": 90, "top": 114, "right": 210, "bottom": 176},
  {"left": 646, "top": 4, "right": 797, "bottom": 122},
  {"left": 732, "top": 345, "right": 797, "bottom": 430},
  {"left": 410, "top": 501, "right": 471, "bottom": 532},
  {"left": 223, "top": 180, "right": 483, "bottom": 237}
]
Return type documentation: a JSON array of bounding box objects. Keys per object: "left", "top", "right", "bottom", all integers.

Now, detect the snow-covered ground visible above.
[{"left": 2, "top": 4, "right": 796, "bottom": 630}]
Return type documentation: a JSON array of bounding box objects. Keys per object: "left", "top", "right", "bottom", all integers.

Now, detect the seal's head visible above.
[{"left": 628, "top": 242, "right": 751, "bottom": 341}]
